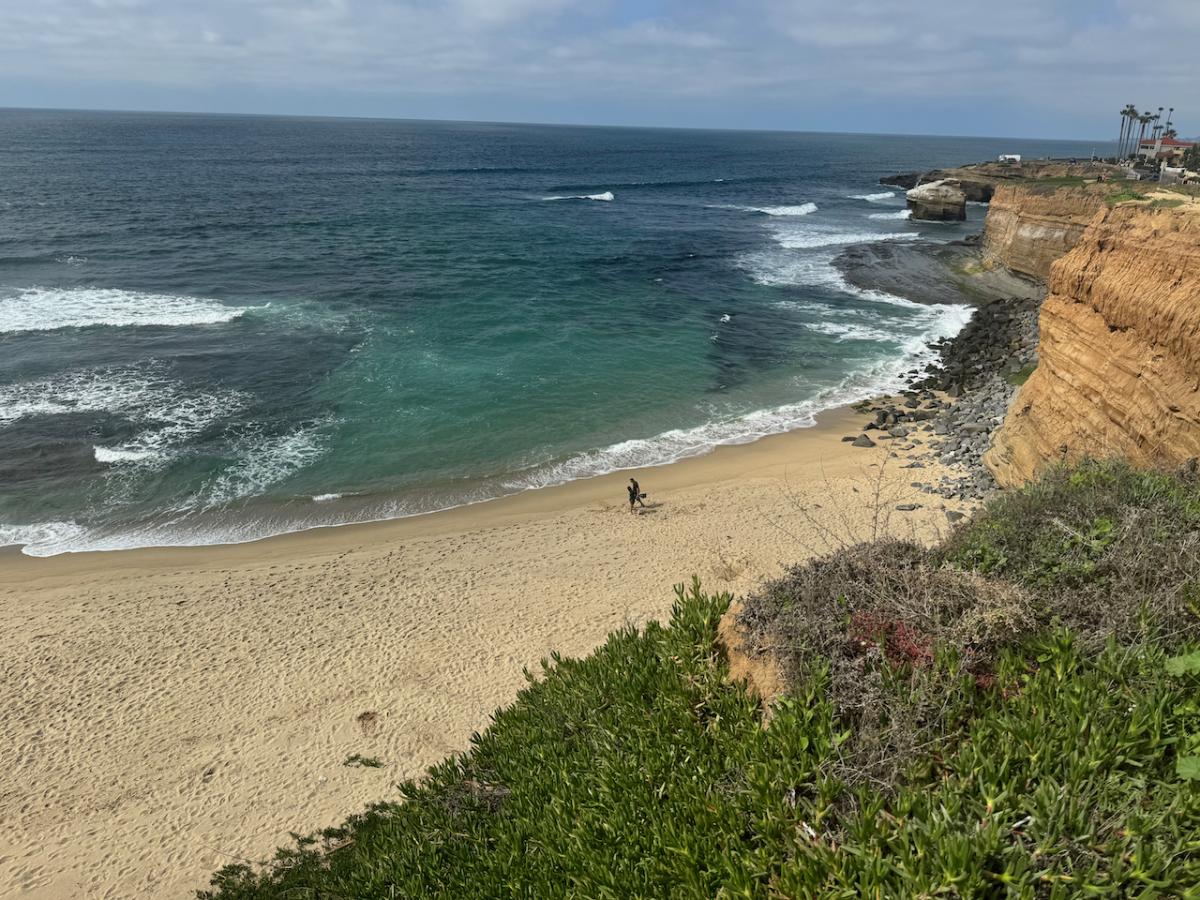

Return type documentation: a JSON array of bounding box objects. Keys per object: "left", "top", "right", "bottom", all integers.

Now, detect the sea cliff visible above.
[
  {"left": 980, "top": 184, "right": 1107, "bottom": 279},
  {"left": 987, "top": 199, "right": 1200, "bottom": 484}
]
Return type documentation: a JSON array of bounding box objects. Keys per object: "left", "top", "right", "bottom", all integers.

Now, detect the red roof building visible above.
[{"left": 1138, "top": 137, "right": 1196, "bottom": 163}]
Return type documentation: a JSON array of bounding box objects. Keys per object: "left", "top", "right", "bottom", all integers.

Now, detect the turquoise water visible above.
[{"left": 0, "top": 111, "right": 1098, "bottom": 554}]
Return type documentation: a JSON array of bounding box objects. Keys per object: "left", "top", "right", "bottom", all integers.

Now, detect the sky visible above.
[{"left": 1, "top": 0, "right": 1197, "bottom": 139}]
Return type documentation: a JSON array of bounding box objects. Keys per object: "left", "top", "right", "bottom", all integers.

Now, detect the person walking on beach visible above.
[{"left": 628, "top": 477, "right": 646, "bottom": 513}]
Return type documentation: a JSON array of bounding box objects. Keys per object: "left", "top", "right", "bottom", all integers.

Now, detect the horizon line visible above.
[{"left": 0, "top": 103, "right": 1112, "bottom": 145}]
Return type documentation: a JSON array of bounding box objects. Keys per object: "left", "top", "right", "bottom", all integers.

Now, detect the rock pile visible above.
[{"left": 848, "top": 284, "right": 1043, "bottom": 502}]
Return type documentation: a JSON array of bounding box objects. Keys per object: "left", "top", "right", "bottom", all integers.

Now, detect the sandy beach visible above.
[{"left": 0, "top": 406, "right": 968, "bottom": 898}]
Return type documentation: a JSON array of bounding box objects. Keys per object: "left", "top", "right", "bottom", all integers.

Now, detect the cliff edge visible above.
[
  {"left": 986, "top": 200, "right": 1200, "bottom": 485},
  {"left": 981, "top": 185, "right": 1107, "bottom": 280}
]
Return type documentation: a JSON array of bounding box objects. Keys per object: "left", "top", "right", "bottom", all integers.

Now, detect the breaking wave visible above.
[
  {"left": 850, "top": 191, "right": 897, "bottom": 202},
  {"left": 542, "top": 191, "right": 614, "bottom": 202},
  {"left": 770, "top": 228, "right": 921, "bottom": 250},
  {"left": 717, "top": 202, "right": 818, "bottom": 217},
  {"left": 0, "top": 287, "right": 262, "bottom": 333}
]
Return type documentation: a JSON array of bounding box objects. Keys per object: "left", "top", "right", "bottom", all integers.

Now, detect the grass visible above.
[
  {"left": 1015, "top": 175, "right": 1088, "bottom": 190},
  {"left": 1004, "top": 362, "right": 1037, "bottom": 386},
  {"left": 200, "top": 462, "right": 1200, "bottom": 899}
]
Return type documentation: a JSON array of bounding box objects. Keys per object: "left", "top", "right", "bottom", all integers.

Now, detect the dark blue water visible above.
[{"left": 0, "top": 110, "right": 1097, "bottom": 554}]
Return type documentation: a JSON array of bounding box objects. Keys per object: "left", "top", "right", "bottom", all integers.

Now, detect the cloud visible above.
[{"left": 0, "top": 0, "right": 1196, "bottom": 137}]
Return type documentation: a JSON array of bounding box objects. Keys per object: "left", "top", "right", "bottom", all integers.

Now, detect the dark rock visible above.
[
  {"left": 852, "top": 435, "right": 877, "bottom": 448},
  {"left": 841, "top": 435, "right": 857, "bottom": 442},
  {"left": 945, "top": 510, "right": 965, "bottom": 523},
  {"left": 879, "top": 171, "right": 927, "bottom": 189},
  {"left": 895, "top": 503, "right": 921, "bottom": 512}
]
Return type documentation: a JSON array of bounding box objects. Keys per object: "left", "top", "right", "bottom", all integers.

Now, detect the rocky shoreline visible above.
[{"left": 838, "top": 237, "right": 1044, "bottom": 505}]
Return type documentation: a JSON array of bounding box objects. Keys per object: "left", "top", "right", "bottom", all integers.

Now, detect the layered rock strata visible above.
[
  {"left": 986, "top": 204, "right": 1200, "bottom": 485},
  {"left": 980, "top": 185, "right": 1107, "bottom": 280}
]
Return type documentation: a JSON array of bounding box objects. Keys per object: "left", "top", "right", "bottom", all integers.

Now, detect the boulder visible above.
[
  {"left": 906, "top": 179, "right": 967, "bottom": 222},
  {"left": 852, "top": 435, "right": 877, "bottom": 448}
]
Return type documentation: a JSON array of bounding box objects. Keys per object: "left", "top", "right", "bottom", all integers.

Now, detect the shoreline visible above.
[
  {"left": 1, "top": 402, "right": 971, "bottom": 898},
  {"left": 0, "top": 404, "right": 898, "bottom": 580}
]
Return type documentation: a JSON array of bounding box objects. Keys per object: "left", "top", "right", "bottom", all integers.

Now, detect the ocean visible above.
[{"left": 0, "top": 110, "right": 1098, "bottom": 555}]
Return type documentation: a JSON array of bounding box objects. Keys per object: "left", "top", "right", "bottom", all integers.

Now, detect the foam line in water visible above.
[
  {"left": 849, "top": 191, "right": 897, "bottom": 202},
  {"left": 868, "top": 209, "right": 912, "bottom": 220},
  {"left": 714, "top": 203, "right": 817, "bottom": 216},
  {"left": 541, "top": 191, "right": 614, "bottom": 202},
  {"left": 0, "top": 287, "right": 261, "bottom": 333},
  {"left": 770, "top": 228, "right": 920, "bottom": 251}
]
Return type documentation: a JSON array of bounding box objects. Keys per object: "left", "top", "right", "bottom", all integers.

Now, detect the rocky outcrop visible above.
[
  {"left": 882, "top": 160, "right": 1121, "bottom": 204},
  {"left": 981, "top": 185, "right": 1107, "bottom": 280},
  {"left": 907, "top": 180, "right": 966, "bottom": 221},
  {"left": 836, "top": 238, "right": 1042, "bottom": 307},
  {"left": 986, "top": 204, "right": 1200, "bottom": 485}
]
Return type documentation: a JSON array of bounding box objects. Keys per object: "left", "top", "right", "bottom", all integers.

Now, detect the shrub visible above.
[
  {"left": 738, "top": 540, "right": 1036, "bottom": 788},
  {"left": 943, "top": 459, "right": 1200, "bottom": 646}
]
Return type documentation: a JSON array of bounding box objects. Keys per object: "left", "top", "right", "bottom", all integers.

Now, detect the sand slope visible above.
[{"left": 0, "top": 409, "right": 964, "bottom": 898}]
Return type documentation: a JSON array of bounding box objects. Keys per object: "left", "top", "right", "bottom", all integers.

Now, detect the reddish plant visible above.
[{"left": 848, "top": 611, "right": 935, "bottom": 668}]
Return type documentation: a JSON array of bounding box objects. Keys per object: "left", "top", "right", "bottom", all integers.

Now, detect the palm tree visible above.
[
  {"left": 1118, "top": 107, "right": 1130, "bottom": 160},
  {"left": 1120, "top": 104, "right": 1139, "bottom": 158},
  {"left": 1136, "top": 113, "right": 1154, "bottom": 158}
]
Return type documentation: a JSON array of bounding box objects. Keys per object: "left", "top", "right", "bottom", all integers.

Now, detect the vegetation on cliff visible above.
[{"left": 202, "top": 461, "right": 1200, "bottom": 899}]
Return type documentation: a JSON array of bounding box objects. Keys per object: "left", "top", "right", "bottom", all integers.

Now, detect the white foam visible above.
[
  {"left": 0, "top": 365, "right": 248, "bottom": 467},
  {"left": 0, "top": 521, "right": 87, "bottom": 552},
  {"left": 203, "top": 422, "right": 331, "bottom": 507},
  {"left": 850, "top": 191, "right": 897, "bottom": 202},
  {"left": 803, "top": 321, "right": 896, "bottom": 342},
  {"left": 0, "top": 287, "right": 259, "bottom": 333},
  {"left": 312, "top": 493, "right": 342, "bottom": 503},
  {"left": 94, "top": 446, "right": 157, "bottom": 464},
  {"left": 542, "top": 191, "right": 614, "bottom": 202},
  {"left": 868, "top": 209, "right": 912, "bottom": 220},
  {"left": 771, "top": 228, "right": 920, "bottom": 250}
]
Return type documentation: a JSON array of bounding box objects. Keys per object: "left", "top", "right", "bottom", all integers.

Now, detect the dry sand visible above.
[{"left": 0, "top": 406, "right": 968, "bottom": 898}]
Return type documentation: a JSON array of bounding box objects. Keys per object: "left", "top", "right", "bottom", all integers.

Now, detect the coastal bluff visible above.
[
  {"left": 986, "top": 197, "right": 1200, "bottom": 485},
  {"left": 981, "top": 184, "right": 1107, "bottom": 279}
]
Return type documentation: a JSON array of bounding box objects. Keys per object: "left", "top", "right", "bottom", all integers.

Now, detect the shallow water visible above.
[{"left": 0, "top": 111, "right": 1096, "bottom": 554}]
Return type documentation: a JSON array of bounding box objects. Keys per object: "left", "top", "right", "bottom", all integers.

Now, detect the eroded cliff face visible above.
[
  {"left": 986, "top": 203, "right": 1200, "bottom": 485},
  {"left": 982, "top": 186, "right": 1107, "bottom": 280}
]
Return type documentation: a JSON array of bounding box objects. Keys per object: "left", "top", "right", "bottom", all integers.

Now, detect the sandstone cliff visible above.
[
  {"left": 986, "top": 202, "right": 1200, "bottom": 485},
  {"left": 981, "top": 185, "right": 1107, "bottom": 280}
]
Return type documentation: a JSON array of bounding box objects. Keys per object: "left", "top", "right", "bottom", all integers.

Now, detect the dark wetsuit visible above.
[{"left": 629, "top": 479, "right": 645, "bottom": 508}]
